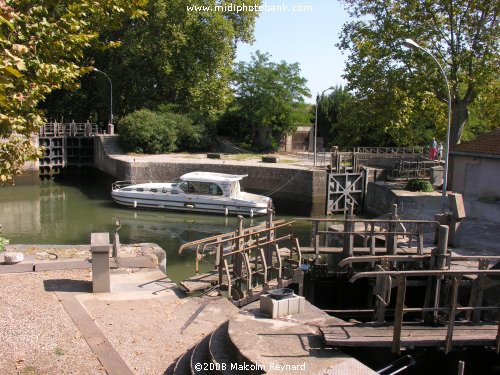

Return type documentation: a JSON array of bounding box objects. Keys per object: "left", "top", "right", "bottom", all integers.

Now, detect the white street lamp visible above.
[
  {"left": 314, "top": 86, "right": 334, "bottom": 167},
  {"left": 403, "top": 38, "right": 451, "bottom": 212},
  {"left": 93, "top": 68, "right": 113, "bottom": 127}
]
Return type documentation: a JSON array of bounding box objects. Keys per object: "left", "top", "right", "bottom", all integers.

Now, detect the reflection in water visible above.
[{"left": 0, "top": 169, "right": 315, "bottom": 281}]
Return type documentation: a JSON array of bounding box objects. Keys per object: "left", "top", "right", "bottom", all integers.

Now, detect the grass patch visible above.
[
  {"left": 227, "top": 153, "right": 264, "bottom": 161},
  {"left": 54, "top": 347, "right": 65, "bottom": 356}
]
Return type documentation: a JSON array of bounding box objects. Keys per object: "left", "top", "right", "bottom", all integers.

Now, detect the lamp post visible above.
[
  {"left": 93, "top": 68, "right": 113, "bottom": 131},
  {"left": 402, "top": 38, "right": 451, "bottom": 213},
  {"left": 314, "top": 86, "right": 334, "bottom": 167}
]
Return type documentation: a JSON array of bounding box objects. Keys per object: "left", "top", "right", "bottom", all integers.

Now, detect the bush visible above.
[
  {"left": 119, "top": 109, "right": 178, "bottom": 153},
  {"left": 0, "top": 237, "right": 9, "bottom": 252},
  {"left": 118, "top": 108, "right": 214, "bottom": 153},
  {"left": 405, "top": 179, "right": 434, "bottom": 192}
]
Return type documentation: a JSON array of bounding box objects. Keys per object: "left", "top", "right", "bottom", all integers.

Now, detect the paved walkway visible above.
[{"left": 113, "top": 152, "right": 322, "bottom": 169}]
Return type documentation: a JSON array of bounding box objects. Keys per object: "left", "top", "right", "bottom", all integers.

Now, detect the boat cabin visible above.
[{"left": 173, "top": 172, "right": 247, "bottom": 198}]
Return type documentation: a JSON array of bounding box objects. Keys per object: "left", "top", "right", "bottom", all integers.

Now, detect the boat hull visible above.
[{"left": 111, "top": 191, "right": 269, "bottom": 216}]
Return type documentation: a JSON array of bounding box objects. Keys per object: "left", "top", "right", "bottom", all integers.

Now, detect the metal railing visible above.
[
  {"left": 112, "top": 180, "right": 156, "bottom": 190},
  {"left": 178, "top": 212, "right": 303, "bottom": 305},
  {"left": 39, "top": 121, "right": 98, "bottom": 137},
  {"left": 306, "top": 203, "right": 438, "bottom": 259},
  {"left": 353, "top": 146, "right": 425, "bottom": 155},
  {"left": 319, "top": 218, "right": 500, "bottom": 354},
  {"left": 387, "top": 160, "right": 442, "bottom": 180}
]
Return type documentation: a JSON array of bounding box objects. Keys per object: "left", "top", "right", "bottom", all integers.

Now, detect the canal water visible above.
[{"left": 0, "top": 168, "right": 316, "bottom": 282}]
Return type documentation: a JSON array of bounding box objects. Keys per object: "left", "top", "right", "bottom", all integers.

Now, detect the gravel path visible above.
[{"left": 0, "top": 269, "right": 105, "bottom": 375}]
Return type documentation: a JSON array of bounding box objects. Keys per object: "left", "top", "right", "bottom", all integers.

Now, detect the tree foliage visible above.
[
  {"left": 315, "top": 86, "right": 353, "bottom": 148},
  {"left": 230, "top": 51, "right": 310, "bottom": 149},
  {"left": 43, "top": 0, "right": 261, "bottom": 123},
  {"left": 0, "top": 0, "right": 146, "bottom": 184},
  {"left": 338, "top": 0, "right": 499, "bottom": 147},
  {"left": 119, "top": 107, "right": 214, "bottom": 154}
]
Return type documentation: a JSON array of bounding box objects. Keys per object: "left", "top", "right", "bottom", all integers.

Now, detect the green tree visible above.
[
  {"left": 338, "top": 0, "right": 499, "bottom": 146},
  {"left": 465, "top": 79, "right": 499, "bottom": 141},
  {"left": 0, "top": 0, "right": 146, "bottom": 184},
  {"left": 315, "top": 86, "right": 352, "bottom": 147},
  {"left": 231, "top": 51, "right": 311, "bottom": 149},
  {"left": 43, "top": 0, "right": 261, "bottom": 123}
]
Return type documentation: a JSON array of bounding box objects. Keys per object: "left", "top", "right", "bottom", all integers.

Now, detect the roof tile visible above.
[{"left": 452, "top": 128, "right": 500, "bottom": 156}]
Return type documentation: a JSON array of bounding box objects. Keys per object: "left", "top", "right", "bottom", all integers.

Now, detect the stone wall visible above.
[{"left": 365, "top": 181, "right": 442, "bottom": 220}]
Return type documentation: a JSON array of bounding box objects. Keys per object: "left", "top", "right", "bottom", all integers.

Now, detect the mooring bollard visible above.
[
  {"left": 90, "top": 232, "right": 111, "bottom": 293},
  {"left": 112, "top": 220, "right": 121, "bottom": 258}
]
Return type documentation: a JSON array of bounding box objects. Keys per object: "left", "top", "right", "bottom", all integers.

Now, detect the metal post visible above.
[
  {"left": 314, "top": 95, "right": 319, "bottom": 167},
  {"left": 387, "top": 204, "right": 398, "bottom": 255},
  {"left": 233, "top": 216, "right": 244, "bottom": 278},
  {"left": 343, "top": 202, "right": 354, "bottom": 258},
  {"left": 436, "top": 225, "right": 449, "bottom": 270},
  {"left": 402, "top": 39, "right": 451, "bottom": 213},
  {"left": 265, "top": 207, "right": 274, "bottom": 265},
  {"left": 312, "top": 220, "right": 320, "bottom": 259},
  {"left": 93, "top": 68, "right": 113, "bottom": 127},
  {"left": 90, "top": 233, "right": 111, "bottom": 293}
]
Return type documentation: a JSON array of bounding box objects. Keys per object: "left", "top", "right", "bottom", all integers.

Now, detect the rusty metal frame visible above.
[{"left": 347, "top": 269, "right": 500, "bottom": 354}]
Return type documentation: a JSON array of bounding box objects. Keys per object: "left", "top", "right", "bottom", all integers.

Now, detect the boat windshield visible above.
[
  {"left": 230, "top": 181, "right": 240, "bottom": 198},
  {"left": 180, "top": 181, "right": 224, "bottom": 196}
]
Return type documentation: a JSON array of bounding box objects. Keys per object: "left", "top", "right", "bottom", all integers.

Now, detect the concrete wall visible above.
[
  {"left": 365, "top": 181, "right": 442, "bottom": 220},
  {"left": 451, "top": 155, "right": 500, "bottom": 199},
  {"left": 451, "top": 154, "right": 500, "bottom": 222},
  {"left": 93, "top": 136, "right": 130, "bottom": 179}
]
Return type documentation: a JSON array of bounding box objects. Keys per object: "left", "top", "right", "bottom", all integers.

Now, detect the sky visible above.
[{"left": 236, "top": 1, "right": 352, "bottom": 103}]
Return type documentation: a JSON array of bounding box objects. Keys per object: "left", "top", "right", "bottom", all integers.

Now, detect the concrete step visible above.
[
  {"left": 172, "top": 346, "right": 195, "bottom": 375},
  {"left": 190, "top": 333, "right": 212, "bottom": 374},
  {"left": 99, "top": 135, "right": 124, "bottom": 155},
  {"left": 209, "top": 322, "right": 239, "bottom": 375}
]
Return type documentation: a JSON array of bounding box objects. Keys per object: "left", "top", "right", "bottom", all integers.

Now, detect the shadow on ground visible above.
[{"left": 44, "top": 279, "right": 92, "bottom": 293}]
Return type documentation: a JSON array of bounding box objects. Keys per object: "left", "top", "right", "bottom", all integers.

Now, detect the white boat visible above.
[{"left": 111, "top": 172, "right": 272, "bottom": 216}]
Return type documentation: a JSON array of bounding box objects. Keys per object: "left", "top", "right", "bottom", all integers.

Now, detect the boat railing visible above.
[
  {"left": 112, "top": 180, "right": 154, "bottom": 190},
  {"left": 112, "top": 181, "right": 261, "bottom": 202}
]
